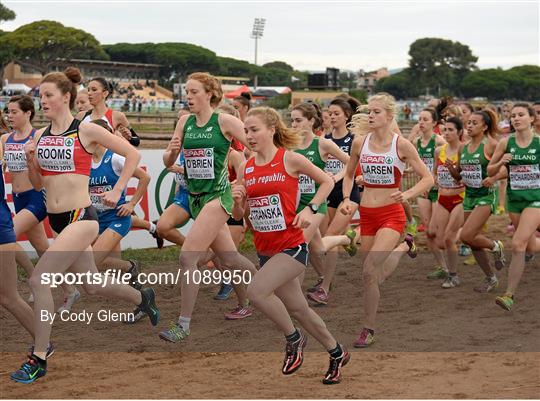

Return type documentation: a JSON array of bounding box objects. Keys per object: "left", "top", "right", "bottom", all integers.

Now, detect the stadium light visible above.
[{"left": 251, "top": 17, "right": 266, "bottom": 66}]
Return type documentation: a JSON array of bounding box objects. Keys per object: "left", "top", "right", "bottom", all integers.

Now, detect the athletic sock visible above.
[
  {"left": 328, "top": 343, "right": 343, "bottom": 358},
  {"left": 285, "top": 328, "right": 300, "bottom": 343},
  {"left": 149, "top": 222, "right": 157, "bottom": 234},
  {"left": 178, "top": 316, "right": 191, "bottom": 332}
]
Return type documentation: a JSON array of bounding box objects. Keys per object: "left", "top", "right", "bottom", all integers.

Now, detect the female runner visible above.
[
  {"left": 489, "top": 103, "right": 540, "bottom": 311},
  {"left": 341, "top": 92, "right": 433, "bottom": 348},
  {"left": 233, "top": 106, "right": 350, "bottom": 385},
  {"left": 159, "top": 72, "right": 255, "bottom": 342},
  {"left": 10, "top": 67, "right": 159, "bottom": 384}
]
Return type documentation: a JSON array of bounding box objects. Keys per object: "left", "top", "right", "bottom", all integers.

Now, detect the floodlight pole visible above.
[{"left": 251, "top": 18, "right": 266, "bottom": 90}]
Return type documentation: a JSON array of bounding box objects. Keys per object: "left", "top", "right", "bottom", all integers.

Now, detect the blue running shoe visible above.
[
  {"left": 214, "top": 283, "right": 233, "bottom": 300},
  {"left": 11, "top": 355, "right": 46, "bottom": 384}
]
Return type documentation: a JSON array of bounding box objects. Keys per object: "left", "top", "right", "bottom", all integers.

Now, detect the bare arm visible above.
[
  {"left": 394, "top": 138, "right": 434, "bottom": 203},
  {"left": 23, "top": 129, "right": 45, "bottom": 191},
  {"left": 342, "top": 137, "right": 362, "bottom": 202},
  {"left": 231, "top": 160, "right": 247, "bottom": 221},
  {"left": 163, "top": 115, "right": 188, "bottom": 168},
  {"left": 219, "top": 113, "right": 250, "bottom": 149},
  {"left": 80, "top": 123, "right": 141, "bottom": 207},
  {"left": 487, "top": 138, "right": 511, "bottom": 176},
  {"left": 116, "top": 166, "right": 150, "bottom": 217}
]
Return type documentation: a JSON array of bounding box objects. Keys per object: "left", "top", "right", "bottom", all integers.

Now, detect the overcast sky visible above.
[{"left": 2, "top": 1, "right": 539, "bottom": 72}]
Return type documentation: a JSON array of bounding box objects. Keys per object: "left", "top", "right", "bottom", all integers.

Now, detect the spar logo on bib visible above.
[
  {"left": 64, "top": 137, "right": 74, "bottom": 147},
  {"left": 269, "top": 195, "right": 279, "bottom": 205},
  {"left": 385, "top": 156, "right": 393, "bottom": 164}
]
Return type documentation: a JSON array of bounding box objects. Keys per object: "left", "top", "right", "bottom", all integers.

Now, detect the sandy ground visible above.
[{"left": 1, "top": 215, "right": 539, "bottom": 398}]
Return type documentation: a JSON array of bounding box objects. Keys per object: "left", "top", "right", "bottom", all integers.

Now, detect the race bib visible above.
[
  {"left": 89, "top": 185, "right": 114, "bottom": 212},
  {"left": 460, "top": 164, "right": 482, "bottom": 188},
  {"left": 509, "top": 164, "right": 540, "bottom": 190},
  {"left": 325, "top": 156, "right": 343, "bottom": 175},
  {"left": 175, "top": 170, "right": 187, "bottom": 189},
  {"left": 37, "top": 136, "right": 75, "bottom": 172},
  {"left": 361, "top": 154, "right": 395, "bottom": 186},
  {"left": 184, "top": 148, "right": 215, "bottom": 180},
  {"left": 437, "top": 165, "right": 460, "bottom": 188},
  {"left": 3, "top": 143, "right": 28, "bottom": 172},
  {"left": 298, "top": 174, "right": 315, "bottom": 194},
  {"left": 248, "top": 194, "right": 286, "bottom": 232},
  {"left": 421, "top": 156, "right": 434, "bottom": 172}
]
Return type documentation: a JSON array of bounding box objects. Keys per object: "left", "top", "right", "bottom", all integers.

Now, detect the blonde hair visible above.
[
  {"left": 442, "top": 104, "right": 462, "bottom": 119},
  {"left": 187, "top": 72, "right": 223, "bottom": 107},
  {"left": 348, "top": 104, "right": 370, "bottom": 136},
  {"left": 217, "top": 103, "right": 240, "bottom": 119},
  {"left": 247, "top": 107, "right": 302, "bottom": 150},
  {"left": 368, "top": 92, "right": 397, "bottom": 118}
]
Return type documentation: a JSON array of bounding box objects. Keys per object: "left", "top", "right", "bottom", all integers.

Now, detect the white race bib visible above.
[
  {"left": 460, "top": 164, "right": 483, "bottom": 188},
  {"left": 3, "top": 142, "right": 28, "bottom": 172},
  {"left": 298, "top": 174, "right": 315, "bottom": 194},
  {"left": 509, "top": 164, "right": 540, "bottom": 190},
  {"left": 324, "top": 156, "right": 343, "bottom": 175},
  {"left": 89, "top": 185, "right": 114, "bottom": 212},
  {"left": 37, "top": 136, "right": 75, "bottom": 172},
  {"left": 248, "top": 194, "right": 286, "bottom": 232},
  {"left": 184, "top": 148, "right": 215, "bottom": 180}
]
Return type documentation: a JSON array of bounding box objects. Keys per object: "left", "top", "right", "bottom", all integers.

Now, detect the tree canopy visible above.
[
  {"left": 0, "top": 2, "right": 16, "bottom": 24},
  {"left": 0, "top": 20, "right": 108, "bottom": 74}
]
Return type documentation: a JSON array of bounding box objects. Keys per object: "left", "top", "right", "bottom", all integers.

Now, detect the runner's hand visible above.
[
  {"left": 24, "top": 138, "right": 36, "bottom": 161},
  {"left": 232, "top": 184, "right": 246, "bottom": 204},
  {"left": 390, "top": 190, "right": 407, "bottom": 203},
  {"left": 340, "top": 199, "right": 354, "bottom": 215},
  {"left": 481, "top": 176, "right": 496, "bottom": 188},
  {"left": 116, "top": 124, "right": 132, "bottom": 141},
  {"left": 167, "top": 136, "right": 182, "bottom": 152},
  {"left": 116, "top": 202, "right": 134, "bottom": 217},
  {"left": 501, "top": 153, "right": 513, "bottom": 164},
  {"left": 99, "top": 188, "right": 122, "bottom": 208},
  {"left": 293, "top": 208, "right": 312, "bottom": 229},
  {"left": 355, "top": 175, "right": 364, "bottom": 186}
]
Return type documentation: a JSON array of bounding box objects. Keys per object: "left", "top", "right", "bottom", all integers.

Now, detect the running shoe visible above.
[
  {"left": 495, "top": 294, "right": 514, "bottom": 311},
  {"left": 353, "top": 328, "right": 375, "bottom": 348},
  {"left": 404, "top": 233, "right": 417, "bottom": 258},
  {"left": 159, "top": 322, "right": 190, "bottom": 343},
  {"left": 463, "top": 255, "right": 476, "bottom": 266},
  {"left": 10, "top": 355, "right": 46, "bottom": 384},
  {"left": 282, "top": 330, "right": 307, "bottom": 375},
  {"left": 441, "top": 275, "right": 460, "bottom": 289},
  {"left": 127, "top": 260, "right": 142, "bottom": 290},
  {"left": 427, "top": 266, "right": 448, "bottom": 280},
  {"left": 138, "top": 288, "right": 160, "bottom": 326},
  {"left": 322, "top": 346, "right": 350, "bottom": 385},
  {"left": 27, "top": 293, "right": 34, "bottom": 304},
  {"left": 307, "top": 287, "right": 329, "bottom": 306},
  {"left": 473, "top": 276, "right": 499, "bottom": 293},
  {"left": 27, "top": 343, "right": 55, "bottom": 359},
  {"left": 459, "top": 244, "right": 472, "bottom": 256},
  {"left": 225, "top": 304, "right": 253, "bottom": 320},
  {"left": 57, "top": 288, "right": 81, "bottom": 314},
  {"left": 124, "top": 307, "right": 147, "bottom": 324},
  {"left": 525, "top": 253, "right": 535, "bottom": 263},
  {"left": 214, "top": 283, "right": 234, "bottom": 300},
  {"left": 495, "top": 206, "right": 505, "bottom": 215},
  {"left": 405, "top": 218, "right": 418, "bottom": 237},
  {"left": 342, "top": 228, "right": 357, "bottom": 257},
  {"left": 306, "top": 276, "right": 323, "bottom": 293},
  {"left": 151, "top": 220, "right": 164, "bottom": 249},
  {"left": 492, "top": 240, "right": 506, "bottom": 270}
]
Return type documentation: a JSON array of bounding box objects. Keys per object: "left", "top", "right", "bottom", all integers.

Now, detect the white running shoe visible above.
[
  {"left": 441, "top": 275, "right": 460, "bottom": 289},
  {"left": 27, "top": 293, "right": 34, "bottom": 303},
  {"left": 57, "top": 289, "right": 81, "bottom": 313}
]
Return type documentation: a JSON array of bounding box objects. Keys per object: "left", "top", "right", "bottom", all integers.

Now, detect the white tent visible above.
[{"left": 2, "top": 83, "right": 32, "bottom": 94}]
